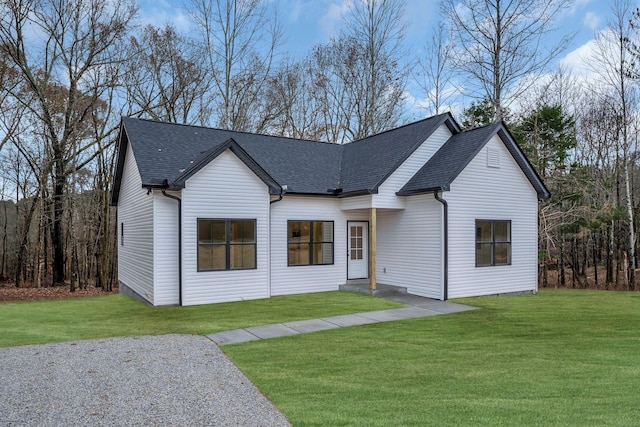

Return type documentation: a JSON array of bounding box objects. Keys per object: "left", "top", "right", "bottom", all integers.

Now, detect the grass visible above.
[
  {"left": 0, "top": 291, "right": 402, "bottom": 347},
  {"left": 223, "top": 289, "right": 640, "bottom": 426}
]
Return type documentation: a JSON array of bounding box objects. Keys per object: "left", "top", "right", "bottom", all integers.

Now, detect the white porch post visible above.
[{"left": 369, "top": 208, "right": 377, "bottom": 291}]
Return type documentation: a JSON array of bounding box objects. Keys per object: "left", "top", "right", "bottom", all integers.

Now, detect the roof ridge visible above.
[
  {"left": 123, "top": 116, "right": 340, "bottom": 146},
  {"left": 347, "top": 113, "right": 452, "bottom": 145},
  {"left": 461, "top": 121, "right": 501, "bottom": 133}
]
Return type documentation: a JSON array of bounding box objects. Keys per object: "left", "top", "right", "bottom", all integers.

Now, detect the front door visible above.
[{"left": 347, "top": 221, "right": 368, "bottom": 279}]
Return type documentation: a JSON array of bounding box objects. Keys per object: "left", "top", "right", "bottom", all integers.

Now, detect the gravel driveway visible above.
[{"left": 0, "top": 335, "right": 290, "bottom": 426}]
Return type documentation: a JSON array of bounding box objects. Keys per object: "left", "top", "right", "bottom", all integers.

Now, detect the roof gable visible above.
[
  {"left": 111, "top": 114, "right": 548, "bottom": 205},
  {"left": 171, "top": 138, "right": 280, "bottom": 193},
  {"left": 338, "top": 113, "right": 459, "bottom": 195},
  {"left": 398, "top": 122, "right": 550, "bottom": 199},
  {"left": 115, "top": 116, "right": 343, "bottom": 196},
  {"left": 110, "top": 123, "right": 130, "bottom": 205}
]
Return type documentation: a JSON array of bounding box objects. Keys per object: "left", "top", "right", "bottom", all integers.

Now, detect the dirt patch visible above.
[
  {"left": 541, "top": 266, "right": 635, "bottom": 291},
  {"left": 0, "top": 284, "right": 118, "bottom": 302}
]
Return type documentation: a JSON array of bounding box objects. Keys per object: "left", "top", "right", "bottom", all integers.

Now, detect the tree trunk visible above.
[
  {"left": 1, "top": 198, "right": 7, "bottom": 279},
  {"left": 581, "top": 236, "right": 588, "bottom": 280},
  {"left": 593, "top": 234, "right": 598, "bottom": 287},
  {"left": 607, "top": 223, "right": 614, "bottom": 284},
  {"left": 542, "top": 241, "right": 548, "bottom": 288},
  {"left": 571, "top": 236, "right": 580, "bottom": 288},
  {"left": 623, "top": 251, "right": 629, "bottom": 290},
  {"left": 52, "top": 172, "right": 66, "bottom": 286},
  {"left": 624, "top": 163, "right": 636, "bottom": 289},
  {"left": 560, "top": 234, "right": 566, "bottom": 287},
  {"left": 15, "top": 195, "right": 39, "bottom": 288}
]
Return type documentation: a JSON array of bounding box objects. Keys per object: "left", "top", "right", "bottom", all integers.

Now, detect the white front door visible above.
[{"left": 347, "top": 221, "right": 368, "bottom": 279}]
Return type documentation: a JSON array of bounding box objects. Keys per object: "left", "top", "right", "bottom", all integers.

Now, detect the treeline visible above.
[{"left": 0, "top": 0, "right": 638, "bottom": 292}]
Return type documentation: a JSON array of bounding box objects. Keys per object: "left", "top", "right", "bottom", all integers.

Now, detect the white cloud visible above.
[
  {"left": 583, "top": 11, "right": 601, "bottom": 30},
  {"left": 568, "top": 0, "right": 594, "bottom": 15},
  {"left": 552, "top": 26, "right": 632, "bottom": 109},
  {"left": 319, "top": 0, "right": 354, "bottom": 39},
  {"left": 289, "top": 0, "right": 303, "bottom": 23},
  {"left": 138, "top": 1, "right": 191, "bottom": 33},
  {"left": 403, "top": 81, "right": 466, "bottom": 119},
  {"left": 560, "top": 36, "right": 601, "bottom": 78}
]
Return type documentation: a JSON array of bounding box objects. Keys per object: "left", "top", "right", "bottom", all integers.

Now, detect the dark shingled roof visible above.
[
  {"left": 398, "top": 122, "right": 550, "bottom": 199},
  {"left": 339, "top": 113, "right": 458, "bottom": 195},
  {"left": 110, "top": 114, "right": 549, "bottom": 205},
  {"left": 111, "top": 117, "right": 344, "bottom": 203}
]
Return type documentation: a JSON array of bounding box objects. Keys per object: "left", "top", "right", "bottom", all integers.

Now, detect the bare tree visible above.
[
  {"left": 190, "top": 0, "right": 282, "bottom": 131},
  {"left": 416, "top": 22, "right": 457, "bottom": 115},
  {"left": 309, "top": 38, "right": 365, "bottom": 143},
  {"left": 272, "top": 0, "right": 408, "bottom": 143},
  {"left": 123, "top": 24, "right": 212, "bottom": 125},
  {"left": 263, "top": 58, "right": 326, "bottom": 140},
  {"left": 441, "top": 0, "right": 573, "bottom": 121},
  {"left": 587, "top": 0, "right": 638, "bottom": 289},
  {"left": 0, "top": 47, "right": 23, "bottom": 153},
  {"left": 0, "top": 0, "right": 137, "bottom": 286},
  {"left": 341, "top": 0, "right": 407, "bottom": 139}
]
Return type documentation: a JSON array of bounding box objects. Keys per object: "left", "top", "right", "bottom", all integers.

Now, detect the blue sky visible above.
[
  {"left": 138, "top": 0, "right": 614, "bottom": 116},
  {"left": 138, "top": 0, "right": 611, "bottom": 64}
]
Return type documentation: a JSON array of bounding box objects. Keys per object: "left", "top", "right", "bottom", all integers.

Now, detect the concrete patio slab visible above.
[
  {"left": 382, "top": 294, "right": 477, "bottom": 313},
  {"left": 245, "top": 324, "right": 299, "bottom": 339},
  {"left": 207, "top": 329, "right": 260, "bottom": 345},
  {"left": 284, "top": 319, "right": 341, "bottom": 333}
]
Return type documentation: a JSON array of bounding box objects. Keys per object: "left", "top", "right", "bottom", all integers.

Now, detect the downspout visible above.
[
  {"left": 434, "top": 191, "right": 448, "bottom": 301},
  {"left": 161, "top": 188, "right": 182, "bottom": 306},
  {"left": 268, "top": 185, "right": 287, "bottom": 298}
]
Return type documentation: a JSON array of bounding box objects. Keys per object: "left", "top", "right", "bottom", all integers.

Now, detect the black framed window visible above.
[
  {"left": 198, "top": 219, "right": 256, "bottom": 271},
  {"left": 476, "top": 220, "right": 511, "bottom": 267},
  {"left": 287, "top": 221, "right": 334, "bottom": 266}
]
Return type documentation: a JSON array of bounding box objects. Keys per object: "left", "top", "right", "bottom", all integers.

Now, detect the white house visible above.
[{"left": 110, "top": 113, "right": 550, "bottom": 306}]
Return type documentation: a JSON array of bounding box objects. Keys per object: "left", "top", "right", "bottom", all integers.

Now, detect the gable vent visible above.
[{"left": 487, "top": 148, "right": 500, "bottom": 168}]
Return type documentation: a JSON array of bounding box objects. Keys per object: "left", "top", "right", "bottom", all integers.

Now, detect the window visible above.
[
  {"left": 120, "top": 223, "right": 124, "bottom": 246},
  {"left": 350, "top": 225, "right": 363, "bottom": 260},
  {"left": 288, "top": 221, "right": 334, "bottom": 266},
  {"left": 476, "top": 220, "right": 511, "bottom": 267},
  {"left": 198, "top": 219, "right": 256, "bottom": 271}
]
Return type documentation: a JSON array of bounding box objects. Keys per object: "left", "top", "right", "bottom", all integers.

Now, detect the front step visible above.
[{"left": 340, "top": 281, "right": 407, "bottom": 297}]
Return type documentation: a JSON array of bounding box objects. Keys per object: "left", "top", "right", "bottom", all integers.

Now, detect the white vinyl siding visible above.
[
  {"left": 117, "top": 143, "right": 154, "bottom": 304},
  {"left": 181, "top": 150, "right": 270, "bottom": 305},
  {"left": 374, "top": 124, "right": 452, "bottom": 208},
  {"left": 376, "top": 196, "right": 443, "bottom": 299},
  {"left": 153, "top": 191, "right": 180, "bottom": 305},
  {"left": 271, "top": 196, "right": 367, "bottom": 296},
  {"left": 340, "top": 194, "right": 372, "bottom": 211},
  {"left": 446, "top": 135, "right": 539, "bottom": 298}
]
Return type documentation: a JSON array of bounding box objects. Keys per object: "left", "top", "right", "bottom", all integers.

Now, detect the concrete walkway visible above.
[{"left": 207, "top": 292, "right": 476, "bottom": 345}]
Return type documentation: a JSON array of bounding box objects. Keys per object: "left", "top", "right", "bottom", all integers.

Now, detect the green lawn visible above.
[
  {"left": 0, "top": 291, "right": 402, "bottom": 347},
  {"left": 223, "top": 289, "right": 640, "bottom": 426}
]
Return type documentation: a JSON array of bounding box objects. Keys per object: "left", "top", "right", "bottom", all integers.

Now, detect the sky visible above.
[
  {"left": 0, "top": 0, "right": 619, "bottom": 201},
  {"left": 138, "top": 0, "right": 613, "bottom": 65},
  {"left": 136, "top": 0, "right": 615, "bottom": 118}
]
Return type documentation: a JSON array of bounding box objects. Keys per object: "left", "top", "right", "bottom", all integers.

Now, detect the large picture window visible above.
[
  {"left": 288, "top": 221, "right": 334, "bottom": 266},
  {"left": 476, "top": 220, "right": 511, "bottom": 267},
  {"left": 198, "top": 219, "right": 256, "bottom": 271}
]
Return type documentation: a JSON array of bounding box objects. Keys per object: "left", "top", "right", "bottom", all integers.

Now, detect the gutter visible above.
[
  {"left": 161, "top": 187, "right": 183, "bottom": 306},
  {"left": 434, "top": 191, "right": 448, "bottom": 301},
  {"left": 270, "top": 185, "right": 288, "bottom": 204}
]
